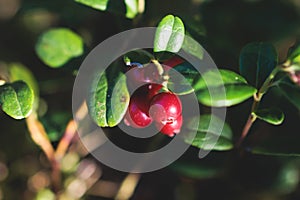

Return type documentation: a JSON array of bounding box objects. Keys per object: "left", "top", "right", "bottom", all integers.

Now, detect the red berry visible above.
[
  {"left": 125, "top": 93, "right": 152, "bottom": 128},
  {"left": 156, "top": 115, "right": 183, "bottom": 137},
  {"left": 149, "top": 92, "right": 182, "bottom": 124}
]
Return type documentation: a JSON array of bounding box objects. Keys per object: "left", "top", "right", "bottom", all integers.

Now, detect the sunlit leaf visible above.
[
  {"left": 88, "top": 64, "right": 130, "bottom": 127},
  {"left": 0, "top": 81, "right": 34, "bottom": 119},
  {"left": 193, "top": 69, "right": 257, "bottom": 107},
  {"left": 35, "top": 28, "right": 84, "bottom": 68},
  {"left": 154, "top": 15, "right": 185, "bottom": 53}
]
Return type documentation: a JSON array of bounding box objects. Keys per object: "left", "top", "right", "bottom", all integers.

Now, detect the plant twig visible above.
[
  {"left": 26, "top": 113, "right": 61, "bottom": 192},
  {"left": 55, "top": 120, "right": 77, "bottom": 161},
  {"left": 115, "top": 173, "right": 141, "bottom": 200}
]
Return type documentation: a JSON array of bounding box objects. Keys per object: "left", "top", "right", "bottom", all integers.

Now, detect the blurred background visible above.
[{"left": 0, "top": 0, "right": 300, "bottom": 199}]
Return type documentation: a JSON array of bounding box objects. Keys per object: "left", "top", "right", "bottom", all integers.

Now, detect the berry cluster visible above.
[{"left": 124, "top": 57, "right": 184, "bottom": 137}]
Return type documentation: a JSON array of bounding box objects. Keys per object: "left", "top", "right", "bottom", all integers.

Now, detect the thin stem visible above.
[
  {"left": 26, "top": 113, "right": 61, "bottom": 191},
  {"left": 236, "top": 65, "right": 282, "bottom": 147},
  {"left": 55, "top": 120, "right": 77, "bottom": 161}
]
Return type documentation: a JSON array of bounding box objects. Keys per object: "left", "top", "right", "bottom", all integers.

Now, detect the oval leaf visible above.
[
  {"left": 8, "top": 63, "right": 39, "bottom": 110},
  {"left": 193, "top": 69, "right": 257, "bottom": 107},
  {"left": 254, "top": 108, "right": 284, "bottom": 125},
  {"left": 182, "top": 34, "right": 204, "bottom": 60},
  {"left": 0, "top": 81, "right": 34, "bottom": 119},
  {"left": 35, "top": 28, "right": 84, "bottom": 68},
  {"left": 184, "top": 114, "right": 233, "bottom": 151},
  {"left": 88, "top": 64, "right": 130, "bottom": 127},
  {"left": 154, "top": 15, "right": 185, "bottom": 53},
  {"left": 239, "top": 42, "right": 278, "bottom": 88}
]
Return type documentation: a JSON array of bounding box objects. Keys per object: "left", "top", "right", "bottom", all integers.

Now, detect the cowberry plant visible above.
[{"left": 0, "top": 0, "right": 300, "bottom": 199}]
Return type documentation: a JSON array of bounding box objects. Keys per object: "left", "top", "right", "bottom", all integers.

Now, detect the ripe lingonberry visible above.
[
  {"left": 149, "top": 92, "right": 182, "bottom": 124},
  {"left": 155, "top": 115, "right": 183, "bottom": 136},
  {"left": 124, "top": 84, "right": 162, "bottom": 128}
]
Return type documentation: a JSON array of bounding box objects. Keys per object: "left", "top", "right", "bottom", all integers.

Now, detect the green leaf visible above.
[
  {"left": 277, "top": 80, "right": 300, "bottom": 110},
  {"left": 8, "top": 63, "right": 39, "bottom": 110},
  {"left": 154, "top": 15, "right": 185, "bottom": 53},
  {"left": 239, "top": 42, "right": 278, "bottom": 88},
  {"left": 35, "top": 28, "right": 84, "bottom": 68},
  {"left": 124, "top": 0, "right": 138, "bottom": 19},
  {"left": 193, "top": 69, "right": 257, "bottom": 107},
  {"left": 0, "top": 81, "right": 34, "bottom": 119},
  {"left": 182, "top": 35, "right": 204, "bottom": 60},
  {"left": 254, "top": 108, "right": 284, "bottom": 125},
  {"left": 249, "top": 135, "right": 300, "bottom": 157},
  {"left": 167, "top": 62, "right": 199, "bottom": 95},
  {"left": 75, "top": 0, "right": 109, "bottom": 11},
  {"left": 184, "top": 114, "right": 233, "bottom": 151},
  {"left": 88, "top": 64, "right": 130, "bottom": 127},
  {"left": 288, "top": 42, "right": 300, "bottom": 64},
  {"left": 35, "top": 189, "right": 55, "bottom": 200}
]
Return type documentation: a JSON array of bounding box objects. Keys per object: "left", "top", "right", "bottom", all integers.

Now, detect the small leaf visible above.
[
  {"left": 167, "top": 62, "right": 199, "bottom": 95},
  {"left": 288, "top": 42, "right": 300, "bottom": 64},
  {"left": 277, "top": 79, "right": 300, "bottom": 110},
  {"left": 124, "top": 0, "right": 139, "bottom": 19},
  {"left": 193, "top": 69, "right": 257, "bottom": 107},
  {"left": 8, "top": 63, "right": 39, "bottom": 110},
  {"left": 254, "top": 108, "right": 284, "bottom": 125},
  {"left": 154, "top": 15, "right": 185, "bottom": 53},
  {"left": 184, "top": 114, "right": 233, "bottom": 151},
  {"left": 35, "top": 28, "right": 84, "bottom": 68},
  {"left": 88, "top": 63, "right": 130, "bottom": 127},
  {"left": 75, "top": 0, "right": 109, "bottom": 11},
  {"left": 239, "top": 42, "right": 278, "bottom": 88},
  {"left": 0, "top": 81, "right": 34, "bottom": 119},
  {"left": 182, "top": 35, "right": 204, "bottom": 60}
]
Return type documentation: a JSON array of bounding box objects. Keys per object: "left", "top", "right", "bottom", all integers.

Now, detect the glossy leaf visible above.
[
  {"left": 124, "top": 0, "right": 139, "bottom": 19},
  {"left": 193, "top": 69, "right": 257, "bottom": 107},
  {"left": 88, "top": 64, "right": 130, "bottom": 127},
  {"left": 35, "top": 28, "right": 84, "bottom": 68},
  {"left": 167, "top": 62, "right": 199, "bottom": 95},
  {"left": 254, "top": 108, "right": 284, "bottom": 125},
  {"left": 0, "top": 81, "right": 34, "bottom": 119},
  {"left": 182, "top": 35, "right": 204, "bottom": 60},
  {"left": 154, "top": 15, "right": 185, "bottom": 53},
  {"left": 288, "top": 42, "right": 300, "bottom": 64},
  {"left": 184, "top": 114, "right": 233, "bottom": 151},
  {"left": 8, "top": 63, "right": 39, "bottom": 110},
  {"left": 277, "top": 80, "right": 300, "bottom": 110},
  {"left": 75, "top": 0, "right": 109, "bottom": 11},
  {"left": 239, "top": 42, "right": 278, "bottom": 88}
]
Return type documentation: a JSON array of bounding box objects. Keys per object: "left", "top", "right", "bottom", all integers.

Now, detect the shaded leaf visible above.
[
  {"left": 88, "top": 64, "right": 130, "bottom": 127},
  {"left": 35, "top": 28, "right": 84, "bottom": 68},
  {"left": 167, "top": 62, "right": 199, "bottom": 95},
  {"left": 193, "top": 69, "right": 257, "bottom": 107},
  {"left": 0, "top": 81, "right": 34, "bottom": 119},
  {"left": 123, "top": 49, "right": 154, "bottom": 66},
  {"left": 239, "top": 42, "right": 278, "bottom": 88},
  {"left": 154, "top": 15, "right": 185, "bottom": 53},
  {"left": 277, "top": 79, "right": 300, "bottom": 110},
  {"left": 254, "top": 108, "right": 284, "bottom": 125},
  {"left": 184, "top": 114, "right": 233, "bottom": 151}
]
